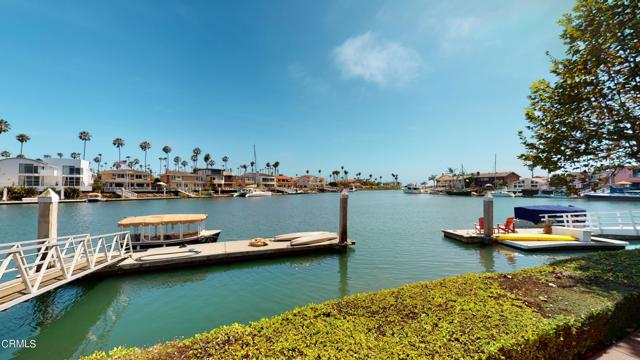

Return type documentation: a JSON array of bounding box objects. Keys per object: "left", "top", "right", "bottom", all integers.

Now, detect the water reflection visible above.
[
  {"left": 338, "top": 249, "right": 352, "bottom": 298},
  {"left": 13, "top": 279, "right": 122, "bottom": 360}
]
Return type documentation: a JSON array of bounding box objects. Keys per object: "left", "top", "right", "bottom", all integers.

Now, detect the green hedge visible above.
[{"left": 83, "top": 250, "right": 640, "bottom": 359}]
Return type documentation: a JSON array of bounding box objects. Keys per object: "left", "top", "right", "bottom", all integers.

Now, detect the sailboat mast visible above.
[{"left": 494, "top": 154, "right": 497, "bottom": 187}]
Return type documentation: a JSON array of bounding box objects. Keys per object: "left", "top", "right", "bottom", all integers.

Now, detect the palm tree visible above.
[
  {"left": 94, "top": 155, "right": 102, "bottom": 173},
  {"left": 191, "top": 154, "right": 198, "bottom": 170},
  {"left": 207, "top": 159, "right": 215, "bottom": 168},
  {"left": 70, "top": 152, "right": 81, "bottom": 159},
  {"left": 43, "top": 154, "right": 51, "bottom": 159},
  {"left": 158, "top": 157, "right": 166, "bottom": 175},
  {"left": 428, "top": 174, "right": 438, "bottom": 187},
  {"left": 162, "top": 145, "right": 172, "bottom": 171},
  {"left": 306, "top": 169, "right": 310, "bottom": 175},
  {"left": 112, "top": 138, "right": 125, "bottom": 162},
  {"left": 266, "top": 162, "right": 272, "bottom": 175},
  {"left": 57, "top": 152, "right": 63, "bottom": 159},
  {"left": 1, "top": 150, "right": 10, "bottom": 158},
  {"left": 173, "top": 156, "right": 181, "bottom": 171},
  {"left": 203, "top": 153, "right": 211, "bottom": 168},
  {"left": 139, "top": 141, "right": 151, "bottom": 172},
  {"left": 318, "top": 169, "right": 322, "bottom": 177},
  {"left": 250, "top": 161, "right": 255, "bottom": 173},
  {"left": 0, "top": 119, "right": 10, "bottom": 136},
  {"left": 332, "top": 170, "right": 340, "bottom": 182},
  {"left": 222, "top": 155, "right": 229, "bottom": 170},
  {"left": 192, "top": 147, "right": 201, "bottom": 168},
  {"left": 240, "top": 164, "right": 248, "bottom": 174},
  {"left": 128, "top": 158, "right": 140, "bottom": 170},
  {"left": 343, "top": 169, "right": 348, "bottom": 180},
  {"left": 78, "top": 131, "right": 91, "bottom": 160},
  {"left": 181, "top": 160, "right": 188, "bottom": 170},
  {"left": 273, "top": 161, "right": 280, "bottom": 176},
  {"left": 16, "top": 133, "right": 30, "bottom": 157}
]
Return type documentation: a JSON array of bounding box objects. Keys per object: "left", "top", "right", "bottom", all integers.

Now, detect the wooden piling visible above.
[
  {"left": 339, "top": 189, "right": 348, "bottom": 245},
  {"left": 483, "top": 192, "right": 493, "bottom": 239}
]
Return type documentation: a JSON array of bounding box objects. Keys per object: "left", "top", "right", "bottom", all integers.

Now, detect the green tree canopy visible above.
[{"left": 519, "top": 0, "right": 639, "bottom": 172}]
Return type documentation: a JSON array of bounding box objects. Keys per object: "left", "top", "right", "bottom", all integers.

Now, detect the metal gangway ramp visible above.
[
  {"left": 541, "top": 210, "right": 640, "bottom": 237},
  {"left": 0, "top": 232, "right": 131, "bottom": 311}
]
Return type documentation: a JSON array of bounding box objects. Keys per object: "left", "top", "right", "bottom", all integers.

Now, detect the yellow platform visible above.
[{"left": 496, "top": 233, "right": 576, "bottom": 242}]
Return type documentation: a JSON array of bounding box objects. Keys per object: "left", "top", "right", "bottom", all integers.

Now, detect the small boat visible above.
[
  {"left": 584, "top": 192, "right": 640, "bottom": 200},
  {"left": 491, "top": 189, "right": 515, "bottom": 197},
  {"left": 245, "top": 188, "right": 272, "bottom": 197},
  {"left": 349, "top": 184, "right": 357, "bottom": 192},
  {"left": 403, "top": 184, "right": 426, "bottom": 194},
  {"left": 446, "top": 189, "right": 472, "bottom": 196},
  {"left": 86, "top": 193, "right": 105, "bottom": 202},
  {"left": 118, "top": 214, "right": 221, "bottom": 250},
  {"left": 234, "top": 187, "right": 272, "bottom": 197}
]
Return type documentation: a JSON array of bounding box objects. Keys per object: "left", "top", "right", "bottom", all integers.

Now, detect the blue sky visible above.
[{"left": 0, "top": 0, "right": 573, "bottom": 181}]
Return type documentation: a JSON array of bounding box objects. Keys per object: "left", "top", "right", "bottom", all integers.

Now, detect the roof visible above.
[{"left": 118, "top": 214, "right": 207, "bottom": 227}]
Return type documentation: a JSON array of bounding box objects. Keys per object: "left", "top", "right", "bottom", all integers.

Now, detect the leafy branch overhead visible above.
[{"left": 519, "top": 0, "right": 639, "bottom": 172}]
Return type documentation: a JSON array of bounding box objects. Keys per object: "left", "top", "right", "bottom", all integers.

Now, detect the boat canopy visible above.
[
  {"left": 118, "top": 214, "right": 207, "bottom": 227},
  {"left": 514, "top": 205, "right": 585, "bottom": 224}
]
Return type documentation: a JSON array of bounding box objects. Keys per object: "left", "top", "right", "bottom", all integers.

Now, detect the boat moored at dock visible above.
[
  {"left": 117, "top": 214, "right": 221, "bottom": 250},
  {"left": 403, "top": 183, "right": 426, "bottom": 194}
]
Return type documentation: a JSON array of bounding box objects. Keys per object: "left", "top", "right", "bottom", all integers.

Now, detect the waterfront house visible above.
[
  {"left": 236, "top": 172, "right": 276, "bottom": 189},
  {"left": 472, "top": 172, "right": 520, "bottom": 187},
  {"left": 100, "top": 169, "right": 154, "bottom": 192},
  {"left": 0, "top": 157, "right": 93, "bottom": 192},
  {"left": 46, "top": 158, "right": 93, "bottom": 191},
  {"left": 160, "top": 171, "right": 203, "bottom": 191},
  {"left": 508, "top": 177, "right": 549, "bottom": 192},
  {"left": 294, "top": 175, "right": 325, "bottom": 189},
  {"left": 611, "top": 167, "right": 640, "bottom": 190},
  {"left": 196, "top": 168, "right": 236, "bottom": 190},
  {"left": 0, "top": 157, "right": 60, "bottom": 190},
  {"left": 276, "top": 175, "right": 295, "bottom": 189}
]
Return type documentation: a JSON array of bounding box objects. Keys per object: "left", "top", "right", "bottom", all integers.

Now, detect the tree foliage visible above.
[{"left": 519, "top": 0, "right": 639, "bottom": 172}]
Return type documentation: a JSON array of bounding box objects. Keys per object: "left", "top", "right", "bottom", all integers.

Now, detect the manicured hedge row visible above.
[{"left": 83, "top": 249, "right": 640, "bottom": 359}]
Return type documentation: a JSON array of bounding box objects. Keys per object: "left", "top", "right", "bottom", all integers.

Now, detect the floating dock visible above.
[
  {"left": 98, "top": 238, "right": 354, "bottom": 275},
  {"left": 442, "top": 229, "right": 628, "bottom": 251}
]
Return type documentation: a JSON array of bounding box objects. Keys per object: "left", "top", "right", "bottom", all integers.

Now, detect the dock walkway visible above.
[{"left": 102, "top": 238, "right": 353, "bottom": 274}]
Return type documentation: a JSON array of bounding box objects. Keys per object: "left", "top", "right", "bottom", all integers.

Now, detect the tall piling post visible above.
[
  {"left": 338, "top": 189, "right": 349, "bottom": 246},
  {"left": 36, "top": 189, "right": 59, "bottom": 271},
  {"left": 38, "top": 189, "right": 59, "bottom": 241},
  {"left": 483, "top": 192, "right": 494, "bottom": 241}
]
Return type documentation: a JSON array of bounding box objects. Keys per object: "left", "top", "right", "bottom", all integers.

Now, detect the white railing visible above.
[
  {"left": 115, "top": 188, "right": 138, "bottom": 198},
  {"left": 0, "top": 231, "right": 132, "bottom": 311},
  {"left": 541, "top": 210, "right": 640, "bottom": 236}
]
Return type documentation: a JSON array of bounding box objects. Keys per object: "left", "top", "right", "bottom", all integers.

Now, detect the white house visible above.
[
  {"left": 0, "top": 157, "right": 93, "bottom": 192},
  {"left": 46, "top": 158, "right": 93, "bottom": 191},
  {"left": 508, "top": 177, "right": 549, "bottom": 192}
]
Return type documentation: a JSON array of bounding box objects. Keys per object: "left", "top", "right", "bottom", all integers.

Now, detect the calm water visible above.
[{"left": 1, "top": 191, "right": 640, "bottom": 359}]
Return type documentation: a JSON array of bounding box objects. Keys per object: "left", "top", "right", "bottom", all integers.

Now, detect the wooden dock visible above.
[
  {"left": 98, "top": 238, "right": 354, "bottom": 275},
  {"left": 442, "top": 229, "right": 628, "bottom": 251}
]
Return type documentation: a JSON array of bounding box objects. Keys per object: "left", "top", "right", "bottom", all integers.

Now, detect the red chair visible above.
[
  {"left": 475, "top": 217, "right": 485, "bottom": 233},
  {"left": 496, "top": 217, "right": 516, "bottom": 233}
]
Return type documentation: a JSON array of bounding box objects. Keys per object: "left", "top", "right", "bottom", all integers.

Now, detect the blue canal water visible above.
[{"left": 1, "top": 191, "right": 639, "bottom": 359}]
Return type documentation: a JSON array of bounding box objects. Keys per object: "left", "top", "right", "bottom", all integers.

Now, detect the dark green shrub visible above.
[
  {"left": 7, "top": 186, "right": 38, "bottom": 200},
  {"left": 64, "top": 187, "right": 81, "bottom": 199}
]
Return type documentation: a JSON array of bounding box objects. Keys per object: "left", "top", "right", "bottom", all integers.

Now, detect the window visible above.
[
  {"left": 63, "top": 166, "right": 81, "bottom": 175},
  {"left": 18, "top": 175, "right": 41, "bottom": 186},
  {"left": 64, "top": 177, "right": 81, "bottom": 187},
  {"left": 19, "top": 163, "right": 40, "bottom": 174},
  {"left": 632, "top": 168, "right": 640, "bottom": 178}
]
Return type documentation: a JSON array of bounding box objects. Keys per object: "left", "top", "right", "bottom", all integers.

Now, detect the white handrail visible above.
[
  {"left": 540, "top": 210, "right": 640, "bottom": 236},
  {"left": 0, "top": 231, "right": 132, "bottom": 311}
]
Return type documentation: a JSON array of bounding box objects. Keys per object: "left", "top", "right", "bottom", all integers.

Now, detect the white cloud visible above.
[
  {"left": 445, "top": 16, "right": 482, "bottom": 39},
  {"left": 332, "top": 32, "right": 423, "bottom": 87},
  {"left": 288, "top": 63, "right": 329, "bottom": 94}
]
